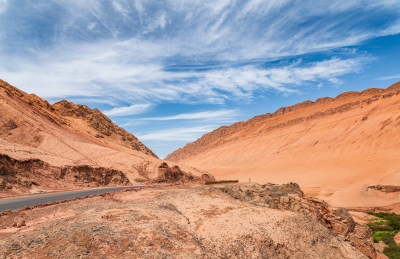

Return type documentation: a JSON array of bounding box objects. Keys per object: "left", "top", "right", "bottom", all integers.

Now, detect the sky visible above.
[{"left": 1, "top": 0, "right": 400, "bottom": 158}]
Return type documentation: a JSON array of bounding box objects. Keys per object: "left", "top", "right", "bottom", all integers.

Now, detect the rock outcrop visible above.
[
  {"left": 0, "top": 153, "right": 204, "bottom": 192},
  {"left": 0, "top": 154, "right": 132, "bottom": 191},
  {"left": 52, "top": 100, "right": 156, "bottom": 157},
  {"left": 367, "top": 185, "right": 400, "bottom": 193},
  {"left": 155, "top": 163, "right": 199, "bottom": 183},
  {"left": 217, "top": 183, "right": 376, "bottom": 258}
]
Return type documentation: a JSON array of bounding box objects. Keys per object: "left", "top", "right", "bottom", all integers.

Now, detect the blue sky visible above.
[{"left": 1, "top": 0, "right": 400, "bottom": 158}]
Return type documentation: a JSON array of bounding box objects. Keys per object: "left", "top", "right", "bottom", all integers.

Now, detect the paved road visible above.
[{"left": 0, "top": 186, "right": 145, "bottom": 212}]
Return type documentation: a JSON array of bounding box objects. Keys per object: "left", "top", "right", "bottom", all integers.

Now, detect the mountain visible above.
[
  {"left": 0, "top": 79, "right": 210, "bottom": 195},
  {"left": 167, "top": 81, "right": 400, "bottom": 209}
]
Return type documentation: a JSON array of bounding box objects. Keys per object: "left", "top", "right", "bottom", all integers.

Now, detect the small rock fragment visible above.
[{"left": 16, "top": 220, "right": 26, "bottom": 228}]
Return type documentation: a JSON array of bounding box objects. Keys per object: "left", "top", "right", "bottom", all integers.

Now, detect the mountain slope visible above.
[
  {"left": 0, "top": 79, "right": 207, "bottom": 195},
  {"left": 167, "top": 81, "right": 400, "bottom": 208},
  {"left": 0, "top": 79, "right": 156, "bottom": 157}
]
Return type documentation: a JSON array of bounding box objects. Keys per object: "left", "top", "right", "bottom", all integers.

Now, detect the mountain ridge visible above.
[
  {"left": 0, "top": 79, "right": 208, "bottom": 195},
  {"left": 0, "top": 79, "right": 156, "bottom": 157},
  {"left": 167, "top": 81, "right": 400, "bottom": 162},
  {"left": 165, "top": 81, "right": 400, "bottom": 210}
]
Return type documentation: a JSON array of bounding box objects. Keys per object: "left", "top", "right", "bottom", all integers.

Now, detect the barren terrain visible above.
[
  {"left": 0, "top": 183, "right": 378, "bottom": 258},
  {"left": 167, "top": 82, "right": 400, "bottom": 210}
]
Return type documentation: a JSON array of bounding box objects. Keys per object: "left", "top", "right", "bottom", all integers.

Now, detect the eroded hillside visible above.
[
  {"left": 0, "top": 79, "right": 209, "bottom": 195},
  {"left": 167, "top": 82, "right": 400, "bottom": 209}
]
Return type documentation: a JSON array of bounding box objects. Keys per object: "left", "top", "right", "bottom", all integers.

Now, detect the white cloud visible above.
[
  {"left": 0, "top": 0, "right": 398, "bottom": 107},
  {"left": 87, "top": 22, "right": 97, "bottom": 30},
  {"left": 66, "top": 97, "right": 119, "bottom": 107},
  {"left": 0, "top": 0, "right": 7, "bottom": 13},
  {"left": 158, "top": 12, "right": 167, "bottom": 29},
  {"left": 134, "top": 0, "right": 144, "bottom": 14},
  {"left": 139, "top": 109, "right": 237, "bottom": 121},
  {"left": 112, "top": 0, "right": 129, "bottom": 19},
  {"left": 104, "top": 104, "right": 152, "bottom": 116},
  {"left": 378, "top": 74, "right": 400, "bottom": 80},
  {"left": 0, "top": 47, "right": 366, "bottom": 105},
  {"left": 137, "top": 125, "right": 218, "bottom": 141}
]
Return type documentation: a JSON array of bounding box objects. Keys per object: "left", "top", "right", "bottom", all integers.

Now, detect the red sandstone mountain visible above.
[
  {"left": 0, "top": 79, "right": 384, "bottom": 258},
  {"left": 0, "top": 79, "right": 209, "bottom": 195},
  {"left": 167, "top": 81, "right": 400, "bottom": 210}
]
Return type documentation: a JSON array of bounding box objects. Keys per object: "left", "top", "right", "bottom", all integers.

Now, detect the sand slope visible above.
[{"left": 167, "top": 82, "right": 400, "bottom": 208}]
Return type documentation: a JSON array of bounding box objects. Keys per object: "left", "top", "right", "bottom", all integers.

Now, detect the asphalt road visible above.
[{"left": 0, "top": 186, "right": 145, "bottom": 213}]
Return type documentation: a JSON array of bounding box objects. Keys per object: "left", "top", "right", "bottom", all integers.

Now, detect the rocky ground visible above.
[{"left": 0, "top": 183, "right": 378, "bottom": 258}]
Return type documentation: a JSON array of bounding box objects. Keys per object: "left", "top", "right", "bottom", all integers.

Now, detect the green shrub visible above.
[
  {"left": 366, "top": 212, "right": 400, "bottom": 259},
  {"left": 367, "top": 223, "right": 393, "bottom": 232},
  {"left": 373, "top": 231, "right": 396, "bottom": 242},
  {"left": 389, "top": 218, "right": 400, "bottom": 230},
  {"left": 383, "top": 244, "right": 400, "bottom": 259}
]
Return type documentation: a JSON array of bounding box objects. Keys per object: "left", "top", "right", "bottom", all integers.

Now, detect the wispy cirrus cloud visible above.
[
  {"left": 0, "top": 50, "right": 367, "bottom": 105},
  {"left": 104, "top": 103, "right": 152, "bottom": 117},
  {"left": 138, "top": 109, "right": 237, "bottom": 121},
  {"left": 378, "top": 74, "right": 400, "bottom": 81},
  {"left": 137, "top": 125, "right": 219, "bottom": 142},
  {"left": 0, "top": 0, "right": 7, "bottom": 14},
  {"left": 0, "top": 0, "right": 399, "bottom": 106}
]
